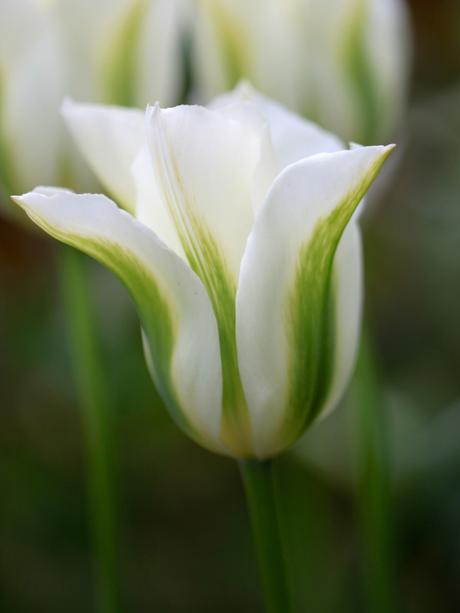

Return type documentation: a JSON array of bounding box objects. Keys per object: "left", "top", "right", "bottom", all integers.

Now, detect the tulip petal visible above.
[
  {"left": 12, "top": 188, "right": 225, "bottom": 454},
  {"left": 144, "top": 103, "right": 269, "bottom": 455},
  {"left": 236, "top": 145, "right": 394, "bottom": 458},
  {"left": 62, "top": 99, "right": 144, "bottom": 213},
  {"left": 146, "top": 103, "right": 260, "bottom": 279}
]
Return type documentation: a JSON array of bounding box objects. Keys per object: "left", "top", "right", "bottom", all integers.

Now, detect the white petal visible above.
[
  {"left": 236, "top": 145, "right": 394, "bottom": 458},
  {"left": 144, "top": 102, "right": 269, "bottom": 456},
  {"left": 62, "top": 99, "right": 144, "bottom": 212},
  {"left": 12, "top": 187, "right": 225, "bottom": 454},
  {"left": 145, "top": 103, "right": 261, "bottom": 280}
]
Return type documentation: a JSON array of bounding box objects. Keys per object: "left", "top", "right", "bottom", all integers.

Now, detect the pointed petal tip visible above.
[
  {"left": 376, "top": 143, "right": 397, "bottom": 164},
  {"left": 146, "top": 101, "right": 161, "bottom": 114},
  {"left": 10, "top": 191, "right": 37, "bottom": 216},
  {"left": 234, "top": 79, "right": 257, "bottom": 98},
  {"left": 383, "top": 143, "right": 396, "bottom": 152},
  {"left": 346, "top": 143, "right": 396, "bottom": 167},
  {"left": 349, "top": 142, "right": 396, "bottom": 153},
  {"left": 10, "top": 194, "right": 24, "bottom": 206},
  {"left": 145, "top": 102, "right": 162, "bottom": 127}
]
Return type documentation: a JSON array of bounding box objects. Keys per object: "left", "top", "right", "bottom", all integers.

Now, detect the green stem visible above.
[
  {"left": 58, "top": 246, "right": 120, "bottom": 613},
  {"left": 239, "top": 459, "right": 291, "bottom": 613},
  {"left": 354, "top": 328, "right": 396, "bottom": 613}
]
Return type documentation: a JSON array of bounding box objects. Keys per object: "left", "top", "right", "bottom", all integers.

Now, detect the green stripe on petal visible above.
[
  {"left": 181, "top": 218, "right": 252, "bottom": 457},
  {"left": 12, "top": 188, "right": 226, "bottom": 455},
  {"left": 281, "top": 147, "right": 393, "bottom": 448},
  {"left": 280, "top": 236, "right": 337, "bottom": 447},
  {"left": 236, "top": 145, "right": 394, "bottom": 458}
]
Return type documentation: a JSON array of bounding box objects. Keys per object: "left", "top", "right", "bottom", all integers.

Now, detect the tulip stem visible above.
[
  {"left": 354, "top": 329, "right": 396, "bottom": 613},
  {"left": 239, "top": 459, "right": 291, "bottom": 613},
  {"left": 59, "top": 247, "right": 121, "bottom": 613}
]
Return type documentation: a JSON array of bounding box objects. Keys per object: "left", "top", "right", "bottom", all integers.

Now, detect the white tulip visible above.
[
  {"left": 0, "top": 0, "right": 187, "bottom": 194},
  {"left": 13, "top": 85, "right": 394, "bottom": 458},
  {"left": 193, "top": 0, "right": 411, "bottom": 144}
]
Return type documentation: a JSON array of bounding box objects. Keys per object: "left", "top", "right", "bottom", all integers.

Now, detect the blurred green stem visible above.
[
  {"left": 354, "top": 328, "right": 396, "bottom": 613},
  {"left": 239, "top": 459, "right": 291, "bottom": 613},
  {"left": 59, "top": 247, "right": 120, "bottom": 613}
]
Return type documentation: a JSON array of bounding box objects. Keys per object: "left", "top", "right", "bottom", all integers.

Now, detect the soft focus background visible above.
[{"left": 1, "top": 0, "right": 460, "bottom": 611}]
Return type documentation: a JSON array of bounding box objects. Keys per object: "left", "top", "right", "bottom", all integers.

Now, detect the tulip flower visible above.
[
  {"left": 193, "top": 0, "right": 411, "bottom": 144},
  {"left": 0, "top": 0, "right": 187, "bottom": 195},
  {"left": 13, "top": 85, "right": 394, "bottom": 459}
]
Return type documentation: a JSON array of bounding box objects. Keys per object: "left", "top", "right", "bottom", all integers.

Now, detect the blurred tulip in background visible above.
[
  {"left": 0, "top": 0, "right": 187, "bottom": 196},
  {"left": 193, "top": 0, "right": 411, "bottom": 144}
]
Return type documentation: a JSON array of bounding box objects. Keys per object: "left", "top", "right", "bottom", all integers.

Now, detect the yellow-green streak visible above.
[
  {"left": 281, "top": 149, "right": 394, "bottom": 450},
  {"left": 182, "top": 218, "right": 252, "bottom": 456}
]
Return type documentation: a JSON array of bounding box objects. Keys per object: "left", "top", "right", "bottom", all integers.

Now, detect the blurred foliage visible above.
[{"left": 1, "top": 0, "right": 460, "bottom": 611}]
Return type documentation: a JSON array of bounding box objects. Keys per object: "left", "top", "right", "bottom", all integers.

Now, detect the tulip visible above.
[
  {"left": 0, "top": 0, "right": 187, "bottom": 195},
  {"left": 193, "top": 0, "right": 411, "bottom": 144},
  {"left": 12, "top": 84, "right": 393, "bottom": 459}
]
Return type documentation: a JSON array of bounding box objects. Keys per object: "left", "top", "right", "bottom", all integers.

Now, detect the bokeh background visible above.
[{"left": 1, "top": 0, "right": 460, "bottom": 611}]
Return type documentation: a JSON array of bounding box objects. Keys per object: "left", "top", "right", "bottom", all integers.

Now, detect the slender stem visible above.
[
  {"left": 354, "top": 328, "right": 396, "bottom": 613},
  {"left": 239, "top": 459, "right": 291, "bottom": 613},
  {"left": 58, "top": 246, "right": 121, "bottom": 613}
]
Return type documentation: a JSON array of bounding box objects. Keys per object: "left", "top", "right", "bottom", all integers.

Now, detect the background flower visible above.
[
  {"left": 192, "top": 0, "right": 411, "bottom": 143},
  {"left": 0, "top": 0, "right": 187, "bottom": 196}
]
